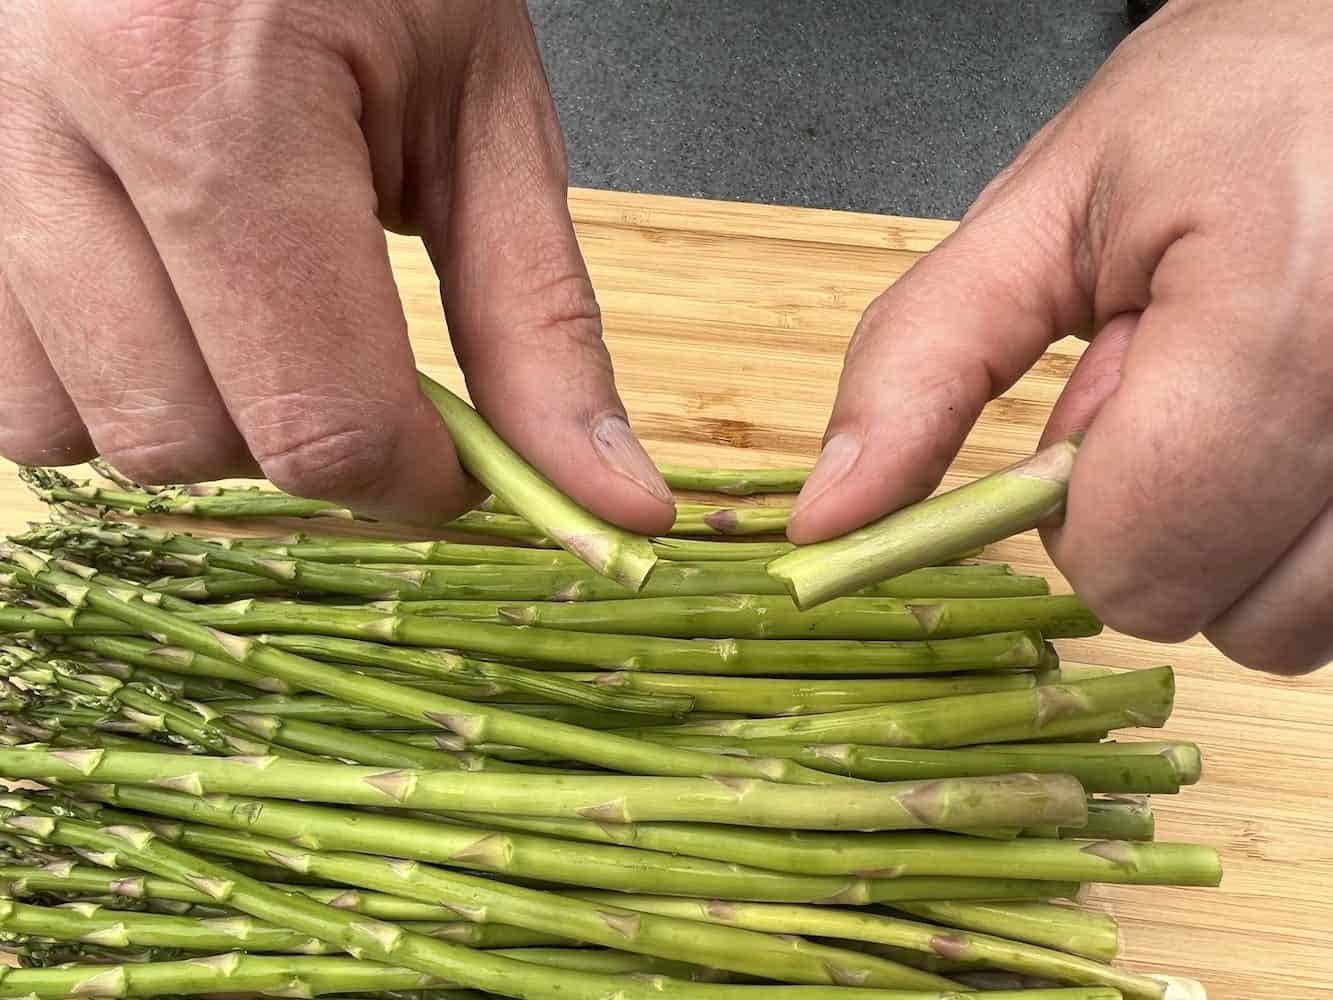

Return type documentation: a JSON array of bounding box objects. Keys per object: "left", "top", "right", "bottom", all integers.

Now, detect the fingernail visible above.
[
  {"left": 793, "top": 433, "right": 862, "bottom": 517},
  {"left": 592, "top": 415, "right": 673, "bottom": 504}
]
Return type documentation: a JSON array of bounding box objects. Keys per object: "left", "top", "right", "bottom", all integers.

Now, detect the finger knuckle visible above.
[
  {"left": 0, "top": 423, "right": 94, "bottom": 468},
  {"left": 252, "top": 420, "right": 391, "bottom": 502},
  {"left": 1073, "top": 574, "right": 1212, "bottom": 644},
  {"left": 99, "top": 436, "right": 222, "bottom": 486},
  {"left": 1206, "top": 620, "right": 1333, "bottom": 677}
]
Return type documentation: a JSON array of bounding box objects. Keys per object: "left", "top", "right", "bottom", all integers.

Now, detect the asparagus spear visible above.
[
  {"left": 669, "top": 504, "right": 792, "bottom": 536},
  {"left": 0, "top": 863, "right": 542, "bottom": 924},
  {"left": 631, "top": 669, "right": 1174, "bottom": 748},
  {"left": 617, "top": 734, "right": 1185, "bottom": 793},
  {"left": 496, "top": 594, "right": 1099, "bottom": 640},
  {"left": 0, "top": 569, "right": 1048, "bottom": 676},
  {"left": 238, "top": 634, "right": 691, "bottom": 717},
  {"left": 565, "top": 894, "right": 1171, "bottom": 1000},
  {"left": 0, "top": 948, "right": 1126, "bottom": 1000},
  {"left": 654, "top": 463, "right": 813, "bottom": 496},
  {"left": 1072, "top": 797, "right": 1156, "bottom": 842},
  {"left": 81, "top": 782, "right": 1095, "bottom": 903},
  {"left": 0, "top": 550, "right": 868, "bottom": 783},
  {"left": 42, "top": 521, "right": 1044, "bottom": 603},
  {"left": 889, "top": 902, "right": 1121, "bottom": 964},
  {"left": 0, "top": 649, "right": 300, "bottom": 760},
  {"left": 972, "top": 742, "right": 1201, "bottom": 786},
  {"left": 0, "top": 896, "right": 333, "bottom": 954},
  {"left": 418, "top": 376, "right": 659, "bottom": 590},
  {"left": 768, "top": 439, "right": 1079, "bottom": 609},
  {"left": 0, "top": 795, "right": 960, "bottom": 991},
  {"left": 0, "top": 747, "right": 1090, "bottom": 831},
  {"left": 544, "top": 671, "right": 1044, "bottom": 716}
]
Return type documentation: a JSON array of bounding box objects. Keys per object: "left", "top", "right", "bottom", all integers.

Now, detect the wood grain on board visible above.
[{"left": 1, "top": 187, "right": 1328, "bottom": 999}]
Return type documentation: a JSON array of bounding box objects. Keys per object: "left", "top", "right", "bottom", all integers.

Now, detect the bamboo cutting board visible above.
[{"left": 1, "top": 188, "right": 1330, "bottom": 999}]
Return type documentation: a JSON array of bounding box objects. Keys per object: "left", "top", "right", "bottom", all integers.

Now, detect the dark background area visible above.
[{"left": 529, "top": 1, "right": 1132, "bottom": 220}]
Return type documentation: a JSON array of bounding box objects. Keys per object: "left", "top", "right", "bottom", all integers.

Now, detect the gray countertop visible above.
[{"left": 531, "top": 1, "right": 1129, "bottom": 220}]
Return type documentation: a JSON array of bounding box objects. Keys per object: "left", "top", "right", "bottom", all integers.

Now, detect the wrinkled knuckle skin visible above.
[
  {"left": 1207, "top": 626, "right": 1333, "bottom": 677},
  {"left": 1066, "top": 568, "right": 1212, "bottom": 645},
  {"left": 0, "top": 422, "right": 95, "bottom": 468},
  {"left": 253, "top": 423, "right": 392, "bottom": 504},
  {"left": 99, "top": 436, "right": 228, "bottom": 487}
]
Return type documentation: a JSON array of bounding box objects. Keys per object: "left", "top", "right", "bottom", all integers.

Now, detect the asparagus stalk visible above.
[
  {"left": 0, "top": 896, "right": 334, "bottom": 954},
  {"left": 19, "top": 467, "right": 353, "bottom": 520},
  {"left": 972, "top": 742, "right": 1201, "bottom": 786},
  {"left": 0, "top": 550, "right": 868, "bottom": 783},
  {"left": 0, "top": 650, "right": 300, "bottom": 760},
  {"left": 564, "top": 894, "right": 1170, "bottom": 1000},
  {"left": 889, "top": 902, "right": 1121, "bottom": 964},
  {"left": 768, "top": 439, "right": 1079, "bottom": 609},
  {"left": 656, "top": 463, "right": 813, "bottom": 496},
  {"left": 545, "top": 671, "right": 1044, "bottom": 716},
  {"left": 619, "top": 734, "right": 1185, "bottom": 793},
  {"left": 632, "top": 669, "right": 1174, "bottom": 748},
  {"left": 669, "top": 504, "right": 792, "bottom": 536},
  {"left": 242, "top": 634, "right": 692, "bottom": 717},
  {"left": 418, "top": 376, "right": 659, "bottom": 590},
  {"left": 496, "top": 594, "right": 1099, "bottom": 640},
  {"left": 1, "top": 570, "right": 1048, "bottom": 677},
  {"left": 0, "top": 795, "right": 960, "bottom": 992},
  {"left": 210, "top": 696, "right": 687, "bottom": 731},
  {"left": 82, "top": 783, "right": 1100, "bottom": 903},
  {"left": 263, "top": 536, "right": 799, "bottom": 565},
  {"left": 0, "top": 947, "right": 1125, "bottom": 1000},
  {"left": 0, "top": 747, "right": 1090, "bottom": 831},
  {"left": 1072, "top": 797, "right": 1156, "bottom": 842},
  {"left": 0, "top": 863, "right": 545, "bottom": 925},
  {"left": 42, "top": 522, "right": 1044, "bottom": 603}
]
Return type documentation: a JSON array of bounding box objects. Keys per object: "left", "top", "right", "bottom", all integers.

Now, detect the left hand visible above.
[{"left": 787, "top": 0, "right": 1333, "bottom": 675}]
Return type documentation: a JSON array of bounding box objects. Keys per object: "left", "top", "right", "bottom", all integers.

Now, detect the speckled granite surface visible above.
[{"left": 530, "top": 1, "right": 1130, "bottom": 219}]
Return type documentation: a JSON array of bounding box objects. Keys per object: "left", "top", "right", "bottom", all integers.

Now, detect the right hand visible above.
[{"left": 0, "top": 0, "right": 674, "bottom": 531}]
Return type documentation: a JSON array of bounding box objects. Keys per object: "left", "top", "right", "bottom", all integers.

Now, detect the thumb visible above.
[{"left": 787, "top": 160, "right": 1097, "bottom": 543}]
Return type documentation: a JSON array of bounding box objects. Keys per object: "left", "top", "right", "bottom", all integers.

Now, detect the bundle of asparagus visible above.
[{"left": 0, "top": 388, "right": 1217, "bottom": 1000}]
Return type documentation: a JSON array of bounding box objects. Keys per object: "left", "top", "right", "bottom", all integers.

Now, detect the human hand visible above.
[
  {"left": 788, "top": 0, "right": 1333, "bottom": 674},
  {"left": 0, "top": 0, "right": 673, "bottom": 531}
]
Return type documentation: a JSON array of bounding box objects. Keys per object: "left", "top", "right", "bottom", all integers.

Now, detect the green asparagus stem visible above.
[
  {"left": 260, "top": 536, "right": 799, "bottom": 565},
  {"left": 0, "top": 550, "right": 864, "bottom": 783},
  {"left": 972, "top": 742, "right": 1201, "bottom": 787},
  {"left": 210, "top": 695, "right": 688, "bottom": 731},
  {"left": 668, "top": 504, "right": 792, "bottom": 536},
  {"left": 0, "top": 796, "right": 960, "bottom": 992},
  {"left": 768, "top": 440, "right": 1079, "bottom": 609},
  {"left": 1, "top": 575, "right": 1049, "bottom": 677},
  {"left": 655, "top": 463, "right": 812, "bottom": 496},
  {"left": 39, "top": 521, "right": 1044, "bottom": 602},
  {"left": 564, "top": 895, "right": 1169, "bottom": 1000},
  {"left": 1071, "top": 797, "right": 1156, "bottom": 842},
  {"left": 0, "top": 896, "right": 334, "bottom": 954},
  {"left": 418, "top": 376, "right": 659, "bottom": 590},
  {"left": 616, "top": 735, "right": 1185, "bottom": 793},
  {"left": 0, "top": 863, "right": 545, "bottom": 925},
  {"left": 245, "top": 634, "right": 692, "bottom": 716},
  {"left": 19, "top": 467, "right": 352, "bottom": 520},
  {"left": 81, "top": 783, "right": 1101, "bottom": 904},
  {"left": 0, "top": 649, "right": 311, "bottom": 760},
  {"left": 0, "top": 747, "right": 1089, "bottom": 831},
  {"left": 631, "top": 669, "right": 1174, "bottom": 748},
  {"left": 544, "top": 671, "right": 1044, "bottom": 716},
  {"left": 889, "top": 902, "right": 1120, "bottom": 964},
  {"left": 0, "top": 948, "right": 1125, "bottom": 1000},
  {"left": 495, "top": 594, "right": 1099, "bottom": 640}
]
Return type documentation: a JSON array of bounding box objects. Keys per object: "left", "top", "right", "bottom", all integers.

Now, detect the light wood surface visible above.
[{"left": 2, "top": 187, "right": 1330, "bottom": 999}]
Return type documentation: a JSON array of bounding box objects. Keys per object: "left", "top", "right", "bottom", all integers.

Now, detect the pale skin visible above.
[{"left": 0, "top": 1, "right": 1328, "bottom": 674}]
